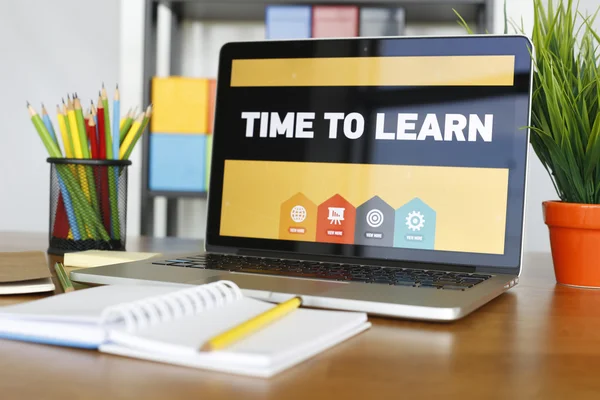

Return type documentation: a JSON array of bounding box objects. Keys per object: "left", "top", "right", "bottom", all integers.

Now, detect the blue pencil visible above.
[
  {"left": 41, "top": 104, "right": 79, "bottom": 239},
  {"left": 112, "top": 86, "right": 121, "bottom": 197},
  {"left": 41, "top": 104, "right": 60, "bottom": 154},
  {"left": 112, "top": 86, "right": 120, "bottom": 160},
  {"left": 58, "top": 177, "right": 81, "bottom": 240}
]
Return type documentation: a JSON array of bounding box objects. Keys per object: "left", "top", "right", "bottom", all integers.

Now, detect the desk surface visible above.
[{"left": 1, "top": 232, "right": 599, "bottom": 399}]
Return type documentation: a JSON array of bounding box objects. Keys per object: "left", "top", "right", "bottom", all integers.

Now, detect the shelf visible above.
[
  {"left": 171, "top": 0, "right": 487, "bottom": 24},
  {"left": 149, "top": 190, "right": 208, "bottom": 199},
  {"left": 140, "top": 0, "right": 494, "bottom": 236}
]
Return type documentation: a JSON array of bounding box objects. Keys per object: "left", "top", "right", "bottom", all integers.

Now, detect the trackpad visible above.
[{"left": 188, "top": 272, "right": 347, "bottom": 297}]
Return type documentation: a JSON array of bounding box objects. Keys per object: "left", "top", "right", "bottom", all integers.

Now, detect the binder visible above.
[
  {"left": 359, "top": 7, "right": 406, "bottom": 37},
  {"left": 311, "top": 5, "right": 359, "bottom": 38},
  {"left": 265, "top": 5, "right": 312, "bottom": 39},
  {"left": 150, "top": 77, "right": 210, "bottom": 134},
  {"left": 149, "top": 133, "right": 207, "bottom": 192}
]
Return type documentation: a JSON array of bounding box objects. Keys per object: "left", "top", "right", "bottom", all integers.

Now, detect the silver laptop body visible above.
[{"left": 72, "top": 35, "right": 533, "bottom": 321}]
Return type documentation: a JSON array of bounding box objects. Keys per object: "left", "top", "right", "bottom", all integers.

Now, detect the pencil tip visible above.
[
  {"left": 26, "top": 101, "right": 30, "bottom": 107},
  {"left": 116, "top": 83, "right": 119, "bottom": 89},
  {"left": 102, "top": 82, "right": 105, "bottom": 88},
  {"left": 62, "top": 97, "right": 65, "bottom": 104}
]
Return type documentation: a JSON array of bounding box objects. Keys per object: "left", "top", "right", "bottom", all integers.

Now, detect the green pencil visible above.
[
  {"left": 122, "top": 105, "right": 152, "bottom": 160},
  {"left": 54, "top": 262, "right": 74, "bottom": 293},
  {"left": 73, "top": 96, "right": 90, "bottom": 159},
  {"left": 119, "top": 107, "right": 135, "bottom": 144},
  {"left": 27, "top": 103, "right": 62, "bottom": 157},
  {"left": 101, "top": 84, "right": 113, "bottom": 159}
]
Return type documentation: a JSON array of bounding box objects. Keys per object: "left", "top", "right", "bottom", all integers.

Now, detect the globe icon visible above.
[{"left": 290, "top": 205, "right": 307, "bottom": 223}]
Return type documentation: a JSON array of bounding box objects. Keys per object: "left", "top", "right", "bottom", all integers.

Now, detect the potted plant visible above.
[{"left": 458, "top": 0, "right": 600, "bottom": 287}]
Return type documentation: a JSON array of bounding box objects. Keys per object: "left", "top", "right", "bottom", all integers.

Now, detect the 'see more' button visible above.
[{"left": 365, "top": 232, "right": 383, "bottom": 239}]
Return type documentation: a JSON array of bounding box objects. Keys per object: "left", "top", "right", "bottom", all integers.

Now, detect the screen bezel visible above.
[{"left": 205, "top": 35, "right": 533, "bottom": 275}]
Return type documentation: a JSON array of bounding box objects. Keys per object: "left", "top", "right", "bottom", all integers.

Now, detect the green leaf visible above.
[
  {"left": 455, "top": 0, "right": 600, "bottom": 203},
  {"left": 452, "top": 8, "right": 474, "bottom": 34}
]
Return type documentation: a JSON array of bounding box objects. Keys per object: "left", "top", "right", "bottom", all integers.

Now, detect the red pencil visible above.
[
  {"left": 86, "top": 115, "right": 99, "bottom": 159},
  {"left": 97, "top": 95, "right": 107, "bottom": 160},
  {"left": 96, "top": 95, "right": 111, "bottom": 232},
  {"left": 52, "top": 193, "right": 70, "bottom": 239}
]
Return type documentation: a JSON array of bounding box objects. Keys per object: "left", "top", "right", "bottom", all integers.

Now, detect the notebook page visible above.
[
  {"left": 107, "top": 297, "right": 368, "bottom": 366},
  {"left": 0, "top": 284, "right": 186, "bottom": 324},
  {"left": 101, "top": 320, "right": 371, "bottom": 378}
]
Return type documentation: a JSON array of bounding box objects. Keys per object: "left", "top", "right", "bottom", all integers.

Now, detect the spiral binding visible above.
[{"left": 99, "top": 280, "right": 243, "bottom": 332}]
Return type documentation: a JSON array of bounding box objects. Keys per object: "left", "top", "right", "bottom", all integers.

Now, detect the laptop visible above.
[{"left": 72, "top": 35, "right": 534, "bottom": 321}]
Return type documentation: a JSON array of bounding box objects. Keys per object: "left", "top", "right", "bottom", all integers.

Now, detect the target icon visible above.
[{"left": 366, "top": 209, "right": 384, "bottom": 228}]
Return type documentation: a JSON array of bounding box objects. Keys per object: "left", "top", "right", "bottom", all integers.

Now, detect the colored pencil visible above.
[
  {"left": 101, "top": 84, "right": 113, "bottom": 159},
  {"left": 120, "top": 112, "right": 143, "bottom": 159},
  {"left": 67, "top": 99, "right": 82, "bottom": 159},
  {"left": 200, "top": 296, "right": 302, "bottom": 351},
  {"left": 120, "top": 107, "right": 135, "bottom": 144},
  {"left": 54, "top": 262, "right": 75, "bottom": 293},
  {"left": 95, "top": 94, "right": 112, "bottom": 234},
  {"left": 113, "top": 85, "right": 120, "bottom": 160},
  {"left": 28, "top": 103, "right": 82, "bottom": 240},
  {"left": 97, "top": 94, "right": 107, "bottom": 159},
  {"left": 28, "top": 103, "right": 61, "bottom": 157},
  {"left": 86, "top": 114, "right": 99, "bottom": 159},
  {"left": 41, "top": 104, "right": 59, "bottom": 150},
  {"left": 57, "top": 105, "right": 74, "bottom": 158},
  {"left": 101, "top": 85, "right": 120, "bottom": 238},
  {"left": 73, "top": 96, "right": 90, "bottom": 158},
  {"left": 119, "top": 108, "right": 131, "bottom": 131},
  {"left": 91, "top": 100, "right": 99, "bottom": 150},
  {"left": 121, "top": 105, "right": 152, "bottom": 160},
  {"left": 52, "top": 193, "right": 70, "bottom": 239}
]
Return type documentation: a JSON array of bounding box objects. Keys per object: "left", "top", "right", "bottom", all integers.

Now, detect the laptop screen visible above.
[{"left": 207, "top": 36, "right": 533, "bottom": 270}]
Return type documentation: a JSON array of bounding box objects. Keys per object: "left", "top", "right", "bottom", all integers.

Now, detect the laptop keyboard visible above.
[{"left": 152, "top": 254, "right": 492, "bottom": 291}]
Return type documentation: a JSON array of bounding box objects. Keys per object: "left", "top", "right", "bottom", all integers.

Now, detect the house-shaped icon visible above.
[
  {"left": 354, "top": 196, "right": 395, "bottom": 247},
  {"left": 394, "top": 197, "right": 436, "bottom": 250},
  {"left": 279, "top": 192, "right": 317, "bottom": 241},
  {"left": 316, "top": 194, "right": 356, "bottom": 244}
]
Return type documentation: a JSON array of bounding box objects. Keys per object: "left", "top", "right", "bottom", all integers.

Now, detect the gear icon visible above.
[{"left": 406, "top": 211, "right": 425, "bottom": 231}]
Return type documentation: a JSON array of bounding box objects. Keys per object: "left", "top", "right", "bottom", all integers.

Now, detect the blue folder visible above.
[
  {"left": 266, "top": 5, "right": 312, "bottom": 39},
  {"left": 149, "top": 133, "right": 207, "bottom": 192}
]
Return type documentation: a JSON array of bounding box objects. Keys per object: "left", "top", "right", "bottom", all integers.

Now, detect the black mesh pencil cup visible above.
[{"left": 47, "top": 158, "right": 132, "bottom": 255}]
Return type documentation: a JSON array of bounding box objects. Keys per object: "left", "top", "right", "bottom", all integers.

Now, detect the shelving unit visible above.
[{"left": 140, "top": 0, "right": 495, "bottom": 237}]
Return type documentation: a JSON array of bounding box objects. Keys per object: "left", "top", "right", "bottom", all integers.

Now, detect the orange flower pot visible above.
[{"left": 543, "top": 201, "right": 600, "bottom": 288}]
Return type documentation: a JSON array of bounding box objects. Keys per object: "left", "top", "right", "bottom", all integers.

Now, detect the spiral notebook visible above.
[{"left": 0, "top": 281, "right": 370, "bottom": 377}]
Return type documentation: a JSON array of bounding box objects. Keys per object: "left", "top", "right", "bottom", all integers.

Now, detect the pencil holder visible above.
[{"left": 47, "top": 158, "right": 132, "bottom": 255}]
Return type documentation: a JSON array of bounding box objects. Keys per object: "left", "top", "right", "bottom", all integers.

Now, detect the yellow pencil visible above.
[
  {"left": 119, "top": 108, "right": 131, "bottom": 130},
  {"left": 199, "top": 296, "right": 302, "bottom": 352},
  {"left": 119, "top": 112, "right": 144, "bottom": 159},
  {"left": 67, "top": 98, "right": 92, "bottom": 204},
  {"left": 67, "top": 98, "right": 82, "bottom": 158},
  {"left": 56, "top": 105, "right": 73, "bottom": 158},
  {"left": 120, "top": 105, "right": 152, "bottom": 160}
]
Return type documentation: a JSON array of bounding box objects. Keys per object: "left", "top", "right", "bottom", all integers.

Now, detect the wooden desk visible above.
[{"left": 1, "top": 232, "right": 599, "bottom": 399}]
